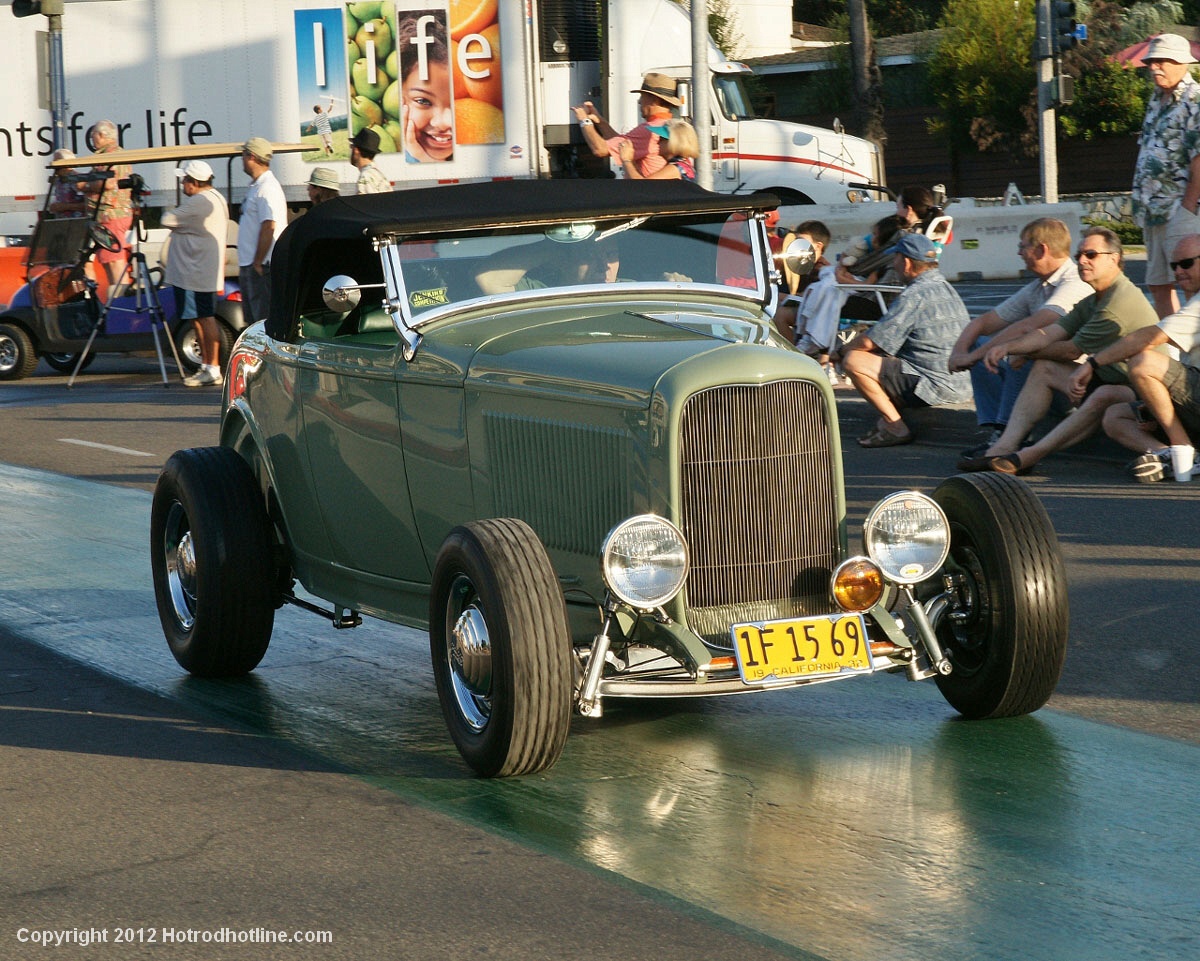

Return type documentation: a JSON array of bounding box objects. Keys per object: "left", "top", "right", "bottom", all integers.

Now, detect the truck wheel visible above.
[
  {"left": 430, "top": 518, "right": 572, "bottom": 777},
  {"left": 150, "top": 447, "right": 277, "bottom": 677},
  {"left": 42, "top": 352, "right": 95, "bottom": 374},
  {"left": 175, "top": 321, "right": 234, "bottom": 373},
  {"left": 0, "top": 322, "right": 39, "bottom": 381},
  {"left": 930, "top": 473, "right": 1068, "bottom": 718}
]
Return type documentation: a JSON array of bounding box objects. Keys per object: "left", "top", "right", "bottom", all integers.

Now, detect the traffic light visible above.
[{"left": 1050, "top": 1, "right": 1078, "bottom": 54}]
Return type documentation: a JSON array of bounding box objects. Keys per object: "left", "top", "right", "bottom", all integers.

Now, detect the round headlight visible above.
[
  {"left": 861, "top": 491, "right": 950, "bottom": 585},
  {"left": 601, "top": 514, "right": 689, "bottom": 609}
]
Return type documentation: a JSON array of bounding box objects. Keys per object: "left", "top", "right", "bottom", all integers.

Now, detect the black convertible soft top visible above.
[{"left": 266, "top": 179, "right": 779, "bottom": 338}]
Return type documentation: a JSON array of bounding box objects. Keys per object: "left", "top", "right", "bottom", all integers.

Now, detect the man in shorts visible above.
[
  {"left": 161, "top": 160, "right": 229, "bottom": 387},
  {"left": 1131, "top": 33, "right": 1200, "bottom": 317},
  {"left": 830, "top": 233, "right": 971, "bottom": 447},
  {"left": 1083, "top": 234, "right": 1200, "bottom": 480}
]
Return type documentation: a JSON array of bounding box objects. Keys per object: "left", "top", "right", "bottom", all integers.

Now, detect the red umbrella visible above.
[{"left": 1114, "top": 35, "right": 1200, "bottom": 67}]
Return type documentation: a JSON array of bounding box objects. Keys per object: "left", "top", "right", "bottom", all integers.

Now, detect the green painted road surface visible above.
[{"left": 1, "top": 462, "right": 1197, "bottom": 961}]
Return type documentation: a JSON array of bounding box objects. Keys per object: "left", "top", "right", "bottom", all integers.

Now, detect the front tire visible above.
[
  {"left": 0, "top": 322, "right": 38, "bottom": 381},
  {"left": 150, "top": 447, "right": 278, "bottom": 677},
  {"left": 931, "top": 473, "right": 1068, "bottom": 718},
  {"left": 430, "top": 519, "right": 572, "bottom": 777}
]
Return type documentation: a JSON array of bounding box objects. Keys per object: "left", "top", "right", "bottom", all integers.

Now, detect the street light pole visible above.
[{"left": 11, "top": 0, "right": 68, "bottom": 150}]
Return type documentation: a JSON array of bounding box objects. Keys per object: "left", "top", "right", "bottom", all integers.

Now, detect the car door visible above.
[{"left": 295, "top": 325, "right": 430, "bottom": 583}]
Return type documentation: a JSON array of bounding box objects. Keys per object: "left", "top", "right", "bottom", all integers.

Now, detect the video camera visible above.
[{"left": 63, "top": 171, "right": 148, "bottom": 198}]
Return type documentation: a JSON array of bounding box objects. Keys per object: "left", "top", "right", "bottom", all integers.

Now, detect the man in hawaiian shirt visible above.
[{"left": 1131, "top": 33, "right": 1200, "bottom": 318}]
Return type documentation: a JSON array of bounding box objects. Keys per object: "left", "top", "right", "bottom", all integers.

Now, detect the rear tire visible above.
[
  {"left": 175, "top": 320, "right": 234, "bottom": 373},
  {"left": 0, "top": 322, "right": 38, "bottom": 381},
  {"left": 430, "top": 519, "right": 572, "bottom": 777},
  {"left": 931, "top": 473, "right": 1068, "bottom": 718},
  {"left": 150, "top": 447, "right": 278, "bottom": 677},
  {"left": 42, "top": 352, "right": 95, "bottom": 375}
]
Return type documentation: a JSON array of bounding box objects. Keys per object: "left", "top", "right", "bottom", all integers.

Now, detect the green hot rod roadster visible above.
[{"left": 150, "top": 179, "right": 1068, "bottom": 776}]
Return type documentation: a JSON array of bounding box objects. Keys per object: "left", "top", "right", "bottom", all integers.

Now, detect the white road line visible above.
[{"left": 57, "top": 438, "right": 155, "bottom": 458}]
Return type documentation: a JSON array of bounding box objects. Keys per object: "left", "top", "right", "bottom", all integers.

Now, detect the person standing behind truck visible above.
[
  {"left": 573, "top": 72, "right": 682, "bottom": 178},
  {"left": 161, "top": 160, "right": 229, "bottom": 388},
  {"left": 80, "top": 120, "right": 132, "bottom": 293},
  {"left": 1131, "top": 33, "right": 1200, "bottom": 318},
  {"left": 237, "top": 137, "right": 288, "bottom": 324},
  {"left": 349, "top": 129, "right": 391, "bottom": 193}
]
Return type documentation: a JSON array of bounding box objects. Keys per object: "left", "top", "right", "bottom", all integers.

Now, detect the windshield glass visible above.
[
  {"left": 712, "top": 74, "right": 756, "bottom": 121},
  {"left": 395, "top": 210, "right": 765, "bottom": 322}
]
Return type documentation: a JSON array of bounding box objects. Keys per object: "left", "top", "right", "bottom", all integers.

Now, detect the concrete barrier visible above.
[{"left": 778, "top": 198, "right": 1088, "bottom": 282}]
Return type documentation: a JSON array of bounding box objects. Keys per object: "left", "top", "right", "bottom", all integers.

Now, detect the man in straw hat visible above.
[
  {"left": 1132, "top": 33, "right": 1200, "bottom": 318},
  {"left": 237, "top": 136, "right": 288, "bottom": 323},
  {"left": 306, "top": 166, "right": 340, "bottom": 205},
  {"left": 572, "top": 71, "right": 682, "bottom": 178}
]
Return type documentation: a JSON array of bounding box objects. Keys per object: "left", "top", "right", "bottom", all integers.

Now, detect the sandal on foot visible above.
[
  {"left": 989, "top": 452, "right": 1032, "bottom": 476},
  {"left": 858, "top": 427, "right": 915, "bottom": 448}
]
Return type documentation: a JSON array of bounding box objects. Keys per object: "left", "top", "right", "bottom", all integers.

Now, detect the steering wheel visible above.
[{"left": 88, "top": 222, "right": 122, "bottom": 253}]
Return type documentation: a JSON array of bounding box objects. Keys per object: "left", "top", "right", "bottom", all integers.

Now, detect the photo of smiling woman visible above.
[{"left": 398, "top": 11, "right": 454, "bottom": 163}]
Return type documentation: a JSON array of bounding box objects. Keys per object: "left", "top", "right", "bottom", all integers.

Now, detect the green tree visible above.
[{"left": 926, "top": 0, "right": 1038, "bottom": 157}]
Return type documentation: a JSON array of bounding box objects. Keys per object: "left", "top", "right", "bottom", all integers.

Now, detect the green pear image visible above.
[
  {"left": 347, "top": 37, "right": 362, "bottom": 64},
  {"left": 383, "top": 119, "right": 403, "bottom": 150},
  {"left": 385, "top": 49, "right": 398, "bottom": 81},
  {"left": 346, "top": 2, "right": 383, "bottom": 21},
  {"left": 382, "top": 81, "right": 400, "bottom": 120},
  {"left": 351, "top": 57, "right": 391, "bottom": 102},
  {"left": 354, "top": 18, "right": 394, "bottom": 63},
  {"left": 351, "top": 94, "right": 384, "bottom": 128},
  {"left": 368, "top": 123, "right": 397, "bottom": 153}
]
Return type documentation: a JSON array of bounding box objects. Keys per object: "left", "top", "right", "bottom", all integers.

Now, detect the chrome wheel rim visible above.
[
  {"left": 445, "top": 574, "right": 492, "bottom": 732},
  {"left": 0, "top": 334, "right": 16, "bottom": 373},
  {"left": 163, "top": 501, "right": 198, "bottom": 630}
]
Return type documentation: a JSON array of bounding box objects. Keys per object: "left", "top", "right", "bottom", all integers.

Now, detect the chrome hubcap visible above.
[
  {"left": 446, "top": 575, "right": 492, "bottom": 732},
  {"left": 163, "top": 502, "right": 198, "bottom": 630}
]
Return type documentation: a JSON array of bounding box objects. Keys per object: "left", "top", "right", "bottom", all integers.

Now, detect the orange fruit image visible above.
[
  {"left": 449, "top": 0, "right": 497, "bottom": 42},
  {"left": 454, "top": 24, "right": 502, "bottom": 108},
  {"left": 454, "top": 97, "right": 505, "bottom": 145}
]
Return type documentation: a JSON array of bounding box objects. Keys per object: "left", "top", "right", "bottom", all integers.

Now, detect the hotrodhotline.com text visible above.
[{"left": 16, "top": 927, "right": 334, "bottom": 947}]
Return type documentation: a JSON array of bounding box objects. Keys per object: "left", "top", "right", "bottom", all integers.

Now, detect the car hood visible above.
[{"left": 464, "top": 307, "right": 776, "bottom": 406}]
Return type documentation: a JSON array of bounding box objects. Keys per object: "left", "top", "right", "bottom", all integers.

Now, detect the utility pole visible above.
[
  {"left": 691, "top": 0, "right": 713, "bottom": 189},
  {"left": 11, "top": 0, "right": 68, "bottom": 150},
  {"left": 1034, "top": 0, "right": 1079, "bottom": 203}
]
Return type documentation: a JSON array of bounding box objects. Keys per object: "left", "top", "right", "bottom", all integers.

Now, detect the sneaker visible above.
[
  {"left": 182, "top": 368, "right": 224, "bottom": 388},
  {"left": 1128, "top": 450, "right": 1171, "bottom": 484},
  {"left": 960, "top": 427, "right": 1003, "bottom": 459}
]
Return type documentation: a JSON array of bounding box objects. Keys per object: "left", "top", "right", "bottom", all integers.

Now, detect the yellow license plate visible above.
[{"left": 731, "top": 613, "right": 873, "bottom": 685}]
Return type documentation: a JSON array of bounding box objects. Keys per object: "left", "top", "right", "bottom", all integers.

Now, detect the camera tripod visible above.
[{"left": 68, "top": 219, "right": 186, "bottom": 388}]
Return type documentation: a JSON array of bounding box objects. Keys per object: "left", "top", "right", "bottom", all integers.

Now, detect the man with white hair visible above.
[
  {"left": 1132, "top": 33, "right": 1200, "bottom": 317},
  {"left": 161, "top": 159, "right": 229, "bottom": 387},
  {"left": 80, "top": 120, "right": 132, "bottom": 290}
]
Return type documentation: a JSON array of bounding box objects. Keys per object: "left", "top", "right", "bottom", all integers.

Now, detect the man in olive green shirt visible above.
[{"left": 958, "top": 227, "right": 1161, "bottom": 474}]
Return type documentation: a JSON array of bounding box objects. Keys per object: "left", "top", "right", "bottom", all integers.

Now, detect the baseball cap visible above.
[
  {"left": 307, "top": 167, "right": 339, "bottom": 190},
  {"left": 894, "top": 233, "right": 940, "bottom": 263},
  {"left": 175, "top": 159, "right": 214, "bottom": 181},
  {"left": 1145, "top": 33, "right": 1198, "bottom": 64},
  {"left": 242, "top": 137, "right": 274, "bottom": 162}
]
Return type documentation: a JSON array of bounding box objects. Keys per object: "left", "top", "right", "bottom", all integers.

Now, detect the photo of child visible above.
[{"left": 397, "top": 12, "right": 454, "bottom": 163}]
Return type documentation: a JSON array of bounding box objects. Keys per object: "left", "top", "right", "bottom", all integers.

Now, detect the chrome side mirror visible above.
[
  {"left": 781, "top": 236, "right": 817, "bottom": 278},
  {"left": 322, "top": 274, "right": 362, "bottom": 312}
]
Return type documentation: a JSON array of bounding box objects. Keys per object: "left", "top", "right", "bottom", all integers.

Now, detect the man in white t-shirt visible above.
[
  {"left": 1079, "top": 233, "right": 1200, "bottom": 480},
  {"left": 237, "top": 137, "right": 288, "bottom": 324},
  {"left": 948, "top": 217, "right": 1091, "bottom": 456},
  {"left": 161, "top": 159, "right": 229, "bottom": 387}
]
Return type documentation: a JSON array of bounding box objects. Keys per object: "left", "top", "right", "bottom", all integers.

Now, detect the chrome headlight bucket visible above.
[
  {"left": 600, "top": 514, "right": 689, "bottom": 610},
  {"left": 861, "top": 491, "right": 950, "bottom": 585}
]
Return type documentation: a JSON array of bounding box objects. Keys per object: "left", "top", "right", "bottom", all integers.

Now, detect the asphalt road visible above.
[{"left": 1, "top": 305, "right": 1198, "bottom": 960}]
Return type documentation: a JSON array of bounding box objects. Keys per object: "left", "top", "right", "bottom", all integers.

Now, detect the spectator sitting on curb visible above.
[
  {"left": 957, "top": 227, "right": 1162, "bottom": 475},
  {"left": 948, "top": 217, "right": 1091, "bottom": 457},
  {"left": 830, "top": 232, "right": 971, "bottom": 447},
  {"left": 1077, "top": 233, "right": 1200, "bottom": 482}
]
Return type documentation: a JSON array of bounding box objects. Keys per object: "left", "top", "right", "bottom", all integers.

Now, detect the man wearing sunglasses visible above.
[
  {"left": 958, "top": 227, "right": 1160, "bottom": 474},
  {"left": 1131, "top": 33, "right": 1200, "bottom": 318},
  {"left": 1079, "top": 234, "right": 1200, "bottom": 481}
]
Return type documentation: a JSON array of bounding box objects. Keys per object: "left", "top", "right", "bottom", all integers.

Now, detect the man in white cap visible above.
[
  {"left": 161, "top": 159, "right": 229, "bottom": 387},
  {"left": 830, "top": 232, "right": 971, "bottom": 447},
  {"left": 238, "top": 136, "right": 288, "bottom": 324},
  {"left": 572, "top": 72, "right": 681, "bottom": 178},
  {"left": 1132, "top": 33, "right": 1200, "bottom": 318}
]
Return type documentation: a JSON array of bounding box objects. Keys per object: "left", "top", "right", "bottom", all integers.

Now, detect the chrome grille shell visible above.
[{"left": 678, "top": 380, "right": 842, "bottom": 646}]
